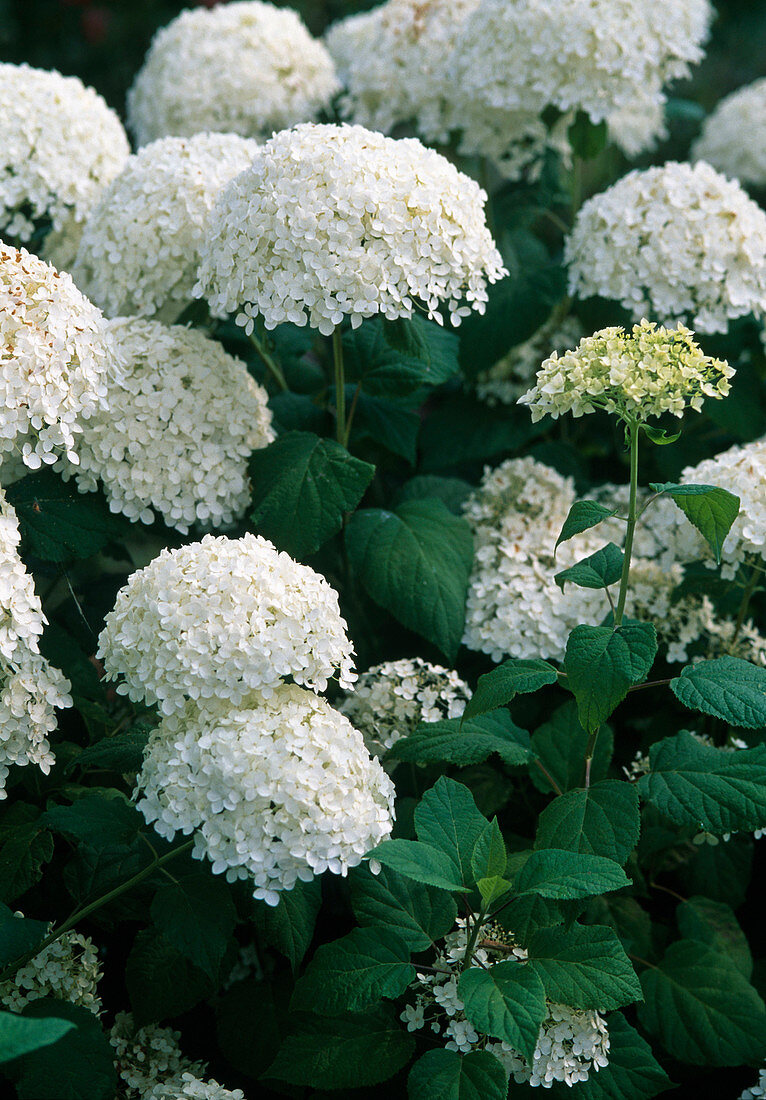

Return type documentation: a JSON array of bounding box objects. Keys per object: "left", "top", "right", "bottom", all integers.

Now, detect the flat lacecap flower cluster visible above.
[
  {"left": 339, "top": 657, "right": 471, "bottom": 756},
  {"left": 127, "top": 0, "right": 339, "bottom": 147},
  {"left": 195, "top": 122, "right": 507, "bottom": 336},
  {"left": 66, "top": 317, "right": 274, "bottom": 533},
  {"left": 476, "top": 314, "right": 584, "bottom": 407},
  {"left": 97, "top": 533, "right": 357, "bottom": 715},
  {"left": 135, "top": 687, "right": 395, "bottom": 906},
  {"left": 0, "top": 243, "right": 118, "bottom": 476},
  {"left": 518, "top": 320, "right": 734, "bottom": 423},
  {"left": 566, "top": 161, "right": 766, "bottom": 334},
  {"left": 693, "top": 79, "right": 766, "bottom": 188},
  {"left": 0, "top": 923, "right": 101, "bottom": 1013},
  {"left": 71, "top": 133, "right": 260, "bottom": 322},
  {"left": 0, "top": 63, "right": 129, "bottom": 242}
]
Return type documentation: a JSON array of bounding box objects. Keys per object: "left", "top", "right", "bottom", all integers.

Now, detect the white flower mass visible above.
[
  {"left": 0, "top": 923, "right": 101, "bottom": 1014},
  {"left": 127, "top": 0, "right": 339, "bottom": 147},
  {"left": 135, "top": 686, "right": 395, "bottom": 906},
  {"left": 97, "top": 533, "right": 356, "bottom": 715},
  {"left": 0, "top": 63, "right": 129, "bottom": 242},
  {"left": 66, "top": 317, "right": 274, "bottom": 533},
  {"left": 566, "top": 161, "right": 766, "bottom": 333},
  {"left": 71, "top": 133, "right": 260, "bottom": 322},
  {"left": 693, "top": 79, "right": 766, "bottom": 188},
  {"left": 195, "top": 122, "right": 507, "bottom": 336}
]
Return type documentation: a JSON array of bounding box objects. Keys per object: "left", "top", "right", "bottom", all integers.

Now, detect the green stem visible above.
[
  {"left": 731, "top": 564, "right": 761, "bottom": 647},
  {"left": 462, "top": 903, "right": 488, "bottom": 970},
  {"left": 344, "top": 382, "right": 362, "bottom": 448},
  {"left": 0, "top": 838, "right": 195, "bottom": 983},
  {"left": 583, "top": 728, "right": 599, "bottom": 789},
  {"left": 249, "top": 330, "right": 288, "bottom": 392},
  {"left": 332, "top": 326, "right": 346, "bottom": 446},
  {"left": 614, "top": 421, "right": 639, "bottom": 627}
]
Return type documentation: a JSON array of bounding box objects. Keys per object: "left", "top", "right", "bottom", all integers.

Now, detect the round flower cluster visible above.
[
  {"left": 476, "top": 314, "right": 584, "bottom": 407},
  {"left": 127, "top": 0, "right": 339, "bottom": 147},
  {"left": 195, "top": 122, "right": 507, "bottom": 336},
  {"left": 71, "top": 134, "right": 260, "bottom": 322},
  {"left": 97, "top": 533, "right": 356, "bottom": 715},
  {"left": 566, "top": 162, "right": 766, "bottom": 334},
  {"left": 0, "top": 243, "right": 117, "bottom": 476},
  {"left": 1, "top": 488, "right": 72, "bottom": 796},
  {"left": 149, "top": 1076, "right": 246, "bottom": 1100},
  {"left": 338, "top": 657, "right": 471, "bottom": 756},
  {"left": 518, "top": 320, "right": 734, "bottom": 423},
  {"left": 740, "top": 1069, "right": 766, "bottom": 1100},
  {"left": 0, "top": 925, "right": 101, "bottom": 1014},
  {"left": 402, "top": 916, "right": 609, "bottom": 1087},
  {"left": 135, "top": 686, "right": 395, "bottom": 906},
  {"left": 693, "top": 79, "right": 766, "bottom": 188},
  {"left": 66, "top": 318, "right": 274, "bottom": 533},
  {"left": 0, "top": 63, "right": 129, "bottom": 242}
]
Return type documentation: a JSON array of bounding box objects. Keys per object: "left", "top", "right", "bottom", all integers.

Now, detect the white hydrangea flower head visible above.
[
  {"left": 195, "top": 122, "right": 507, "bottom": 336},
  {"left": 0, "top": 243, "right": 117, "bottom": 477},
  {"left": 338, "top": 657, "right": 471, "bottom": 756},
  {"left": 740, "top": 1068, "right": 766, "bottom": 1100},
  {"left": 1, "top": 488, "right": 72, "bottom": 796},
  {"left": 476, "top": 315, "right": 584, "bottom": 407},
  {"left": 607, "top": 95, "right": 669, "bottom": 159},
  {"left": 566, "top": 162, "right": 766, "bottom": 334},
  {"left": 693, "top": 79, "right": 766, "bottom": 187},
  {"left": 65, "top": 318, "right": 274, "bottom": 534},
  {"left": 148, "top": 1074, "right": 246, "bottom": 1100},
  {"left": 110, "top": 1013, "right": 204, "bottom": 1098},
  {"left": 71, "top": 134, "right": 260, "bottom": 322},
  {"left": 0, "top": 922, "right": 101, "bottom": 1013},
  {"left": 135, "top": 686, "right": 395, "bottom": 905},
  {"left": 127, "top": 0, "right": 339, "bottom": 147},
  {"left": 0, "top": 64, "right": 129, "bottom": 242},
  {"left": 518, "top": 320, "right": 734, "bottom": 423},
  {"left": 97, "top": 533, "right": 356, "bottom": 715},
  {"left": 488, "top": 1003, "right": 610, "bottom": 1086}
]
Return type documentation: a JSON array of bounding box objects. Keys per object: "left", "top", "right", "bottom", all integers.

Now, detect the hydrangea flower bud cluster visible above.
[
  {"left": 127, "top": 0, "right": 339, "bottom": 147},
  {"left": 566, "top": 162, "right": 766, "bottom": 334},
  {"left": 136, "top": 687, "right": 395, "bottom": 906},
  {"left": 693, "top": 79, "right": 766, "bottom": 188},
  {"left": 518, "top": 320, "right": 734, "bottom": 423},
  {"left": 71, "top": 134, "right": 260, "bottom": 322},
  {"left": 97, "top": 533, "right": 357, "bottom": 715},
  {"left": 66, "top": 318, "right": 274, "bottom": 533},
  {"left": 0, "top": 64, "right": 129, "bottom": 242},
  {"left": 0, "top": 923, "right": 101, "bottom": 1013},
  {"left": 740, "top": 1068, "right": 766, "bottom": 1100},
  {"left": 1, "top": 488, "right": 72, "bottom": 796},
  {"left": 338, "top": 657, "right": 471, "bottom": 756},
  {"left": 195, "top": 122, "right": 507, "bottom": 336},
  {"left": 476, "top": 315, "right": 584, "bottom": 407},
  {"left": 0, "top": 243, "right": 117, "bottom": 477}
]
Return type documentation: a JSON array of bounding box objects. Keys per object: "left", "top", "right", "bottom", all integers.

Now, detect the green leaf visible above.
[
  {"left": 535, "top": 781, "right": 640, "bottom": 864},
  {"left": 555, "top": 543, "right": 624, "bottom": 592},
  {"left": 459, "top": 961, "right": 547, "bottom": 1062},
  {"left": 392, "top": 711, "right": 531, "bottom": 768},
  {"left": 346, "top": 500, "right": 473, "bottom": 660},
  {"left": 126, "top": 928, "right": 215, "bottom": 1024},
  {"left": 351, "top": 392, "right": 421, "bottom": 463},
  {"left": 527, "top": 924, "right": 642, "bottom": 1011},
  {"left": 575, "top": 1013, "right": 673, "bottom": 1100},
  {"left": 150, "top": 871, "right": 237, "bottom": 979},
  {"left": 15, "top": 1001, "right": 116, "bottom": 1100},
  {"left": 677, "top": 897, "right": 752, "bottom": 979},
  {"left": 462, "top": 659, "right": 558, "bottom": 721},
  {"left": 420, "top": 393, "right": 544, "bottom": 470},
  {"left": 531, "top": 701, "right": 613, "bottom": 793},
  {"left": 670, "top": 657, "right": 766, "bottom": 729},
  {"left": 350, "top": 863, "right": 458, "bottom": 952},
  {"left": 476, "top": 876, "right": 513, "bottom": 906},
  {"left": 344, "top": 316, "right": 459, "bottom": 397},
  {"left": 0, "top": 1011, "right": 74, "bottom": 1064},
  {"left": 0, "top": 818, "right": 54, "bottom": 904},
  {"left": 649, "top": 482, "right": 740, "bottom": 564},
  {"left": 72, "top": 727, "right": 151, "bottom": 774},
  {"left": 370, "top": 840, "right": 467, "bottom": 892},
  {"left": 383, "top": 313, "right": 460, "bottom": 377},
  {"left": 471, "top": 818, "right": 507, "bottom": 883},
  {"left": 497, "top": 894, "right": 569, "bottom": 943},
  {"left": 638, "top": 940, "right": 766, "bottom": 1065},
  {"left": 637, "top": 730, "right": 766, "bottom": 835},
  {"left": 395, "top": 476, "right": 473, "bottom": 514},
  {"left": 215, "top": 978, "right": 284, "bottom": 1080},
  {"left": 568, "top": 110, "right": 608, "bottom": 158},
  {"left": 514, "top": 849, "right": 631, "bottom": 900},
  {"left": 0, "top": 906, "right": 47, "bottom": 968},
  {"left": 5, "top": 470, "right": 127, "bottom": 562},
  {"left": 680, "top": 834, "right": 753, "bottom": 907},
  {"left": 414, "top": 777, "right": 488, "bottom": 887},
  {"left": 248, "top": 431, "right": 374, "bottom": 558},
  {"left": 291, "top": 927, "right": 414, "bottom": 1014},
  {"left": 557, "top": 501, "right": 619, "bottom": 549},
  {"left": 44, "top": 792, "right": 142, "bottom": 849},
  {"left": 642, "top": 425, "right": 682, "bottom": 446},
  {"left": 407, "top": 1048, "right": 508, "bottom": 1100},
  {"left": 267, "top": 1004, "right": 415, "bottom": 1089},
  {"left": 564, "top": 622, "right": 657, "bottom": 731},
  {"left": 253, "top": 877, "right": 322, "bottom": 969}
]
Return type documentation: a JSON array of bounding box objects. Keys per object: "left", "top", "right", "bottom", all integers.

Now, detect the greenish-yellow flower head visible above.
[{"left": 518, "top": 320, "right": 734, "bottom": 423}]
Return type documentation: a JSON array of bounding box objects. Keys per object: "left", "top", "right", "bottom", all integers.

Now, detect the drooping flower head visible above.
[
  {"left": 127, "top": 0, "right": 339, "bottom": 147},
  {"left": 66, "top": 317, "right": 274, "bottom": 533},
  {"left": 566, "top": 162, "right": 766, "bottom": 333},
  {"left": 71, "top": 134, "right": 260, "bottom": 321},
  {"left": 0, "top": 920, "right": 101, "bottom": 1013},
  {"left": 195, "top": 122, "right": 506, "bottom": 335},
  {"left": 135, "top": 687, "right": 395, "bottom": 905},
  {"left": 518, "top": 320, "right": 733, "bottom": 423},
  {"left": 693, "top": 79, "right": 766, "bottom": 188},
  {"left": 97, "top": 533, "right": 356, "bottom": 715},
  {"left": 0, "top": 63, "right": 129, "bottom": 242}
]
